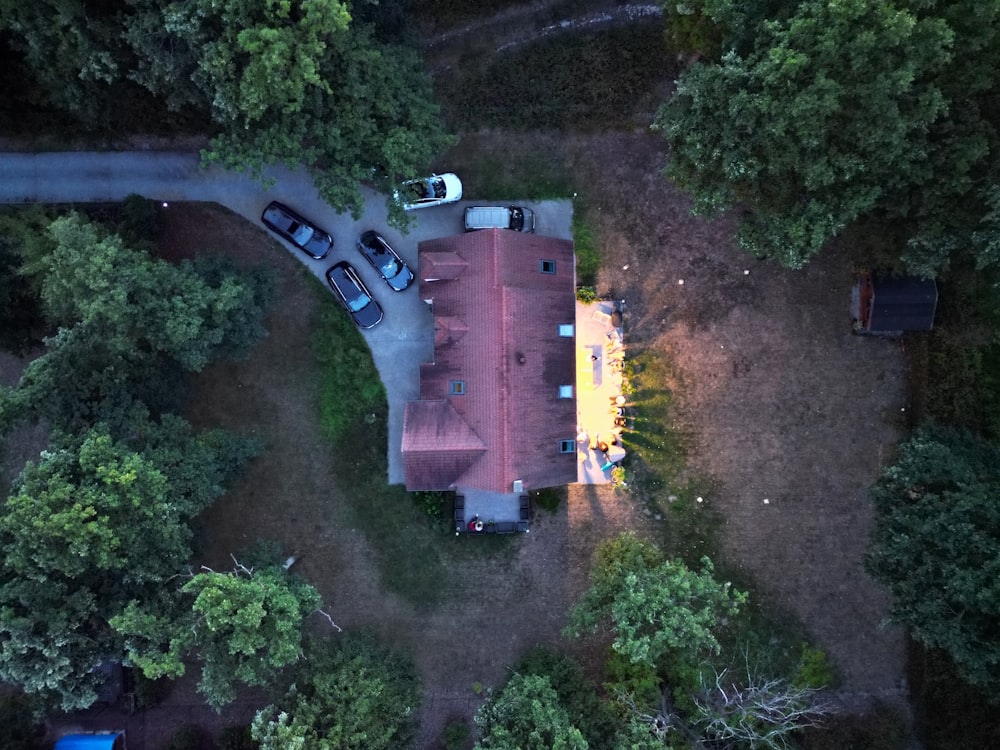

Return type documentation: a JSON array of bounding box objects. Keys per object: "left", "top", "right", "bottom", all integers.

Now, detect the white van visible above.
[{"left": 463, "top": 205, "right": 536, "bottom": 233}]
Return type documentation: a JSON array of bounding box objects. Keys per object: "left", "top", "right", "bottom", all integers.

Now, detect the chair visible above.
[
  {"left": 453, "top": 495, "right": 465, "bottom": 523},
  {"left": 519, "top": 495, "right": 531, "bottom": 521}
]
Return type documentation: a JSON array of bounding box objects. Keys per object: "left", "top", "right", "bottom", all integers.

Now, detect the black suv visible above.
[{"left": 261, "top": 201, "right": 333, "bottom": 260}]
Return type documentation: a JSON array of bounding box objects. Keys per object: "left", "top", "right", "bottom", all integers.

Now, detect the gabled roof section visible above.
[
  {"left": 402, "top": 400, "right": 486, "bottom": 490},
  {"left": 420, "top": 251, "right": 469, "bottom": 281},
  {"left": 434, "top": 316, "right": 469, "bottom": 346},
  {"left": 404, "top": 229, "right": 577, "bottom": 493}
]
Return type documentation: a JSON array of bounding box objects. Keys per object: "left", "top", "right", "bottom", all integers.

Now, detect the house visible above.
[
  {"left": 401, "top": 229, "right": 577, "bottom": 495},
  {"left": 853, "top": 272, "right": 938, "bottom": 334}
]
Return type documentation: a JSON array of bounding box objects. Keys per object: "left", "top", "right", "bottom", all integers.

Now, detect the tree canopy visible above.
[
  {"left": 0, "top": 0, "right": 453, "bottom": 220},
  {"left": 475, "top": 673, "right": 589, "bottom": 750},
  {"left": 0, "top": 212, "right": 273, "bottom": 433},
  {"left": 656, "top": 0, "right": 1000, "bottom": 272},
  {"left": 866, "top": 425, "right": 1000, "bottom": 693},
  {"left": 565, "top": 533, "right": 746, "bottom": 669},
  {"left": 114, "top": 563, "right": 323, "bottom": 709},
  {"left": 0, "top": 419, "right": 255, "bottom": 710},
  {"left": 251, "top": 635, "right": 420, "bottom": 750}
]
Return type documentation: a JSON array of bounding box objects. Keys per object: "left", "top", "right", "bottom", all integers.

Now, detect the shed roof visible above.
[{"left": 868, "top": 275, "right": 938, "bottom": 331}]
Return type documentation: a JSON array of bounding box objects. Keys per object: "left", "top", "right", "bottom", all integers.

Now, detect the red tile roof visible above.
[{"left": 402, "top": 230, "right": 577, "bottom": 492}]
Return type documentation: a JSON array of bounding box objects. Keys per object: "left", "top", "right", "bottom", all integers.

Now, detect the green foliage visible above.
[
  {"left": 184, "top": 10, "right": 453, "bottom": 221},
  {"left": 0, "top": 0, "right": 126, "bottom": 124},
  {"left": 910, "top": 267, "right": 1000, "bottom": 439},
  {"left": 474, "top": 673, "right": 589, "bottom": 750},
  {"left": 312, "top": 286, "right": 387, "bottom": 444},
  {"left": 907, "top": 645, "right": 1000, "bottom": 750},
  {"left": 115, "top": 565, "right": 322, "bottom": 710},
  {"left": 411, "top": 490, "right": 450, "bottom": 523},
  {"left": 251, "top": 634, "right": 420, "bottom": 750},
  {"left": 515, "top": 647, "right": 622, "bottom": 750},
  {"left": 0, "top": 693, "right": 45, "bottom": 750},
  {"left": 164, "top": 725, "right": 212, "bottom": 750},
  {"left": 437, "top": 23, "right": 669, "bottom": 131},
  {"left": 865, "top": 425, "right": 1000, "bottom": 693},
  {"left": 603, "top": 648, "right": 661, "bottom": 709},
  {"left": 530, "top": 486, "right": 563, "bottom": 513},
  {"left": 576, "top": 286, "right": 597, "bottom": 303},
  {"left": 0, "top": 209, "right": 48, "bottom": 353},
  {"left": 793, "top": 643, "right": 833, "bottom": 690},
  {"left": 657, "top": 0, "right": 1000, "bottom": 271},
  {"left": 565, "top": 533, "right": 746, "bottom": 669},
  {"left": 444, "top": 721, "right": 471, "bottom": 750},
  {"left": 1, "top": 2, "right": 453, "bottom": 216},
  {"left": 572, "top": 214, "right": 600, "bottom": 287},
  {"left": 113, "top": 194, "right": 161, "bottom": 250},
  {"left": 0, "top": 417, "right": 254, "bottom": 711},
  {"left": 1, "top": 213, "right": 273, "bottom": 434},
  {"left": 217, "top": 726, "right": 257, "bottom": 750}
]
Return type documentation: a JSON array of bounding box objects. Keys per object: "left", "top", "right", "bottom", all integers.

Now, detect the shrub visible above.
[
  {"left": 572, "top": 215, "right": 601, "bottom": 287},
  {"left": 531, "top": 486, "right": 563, "bottom": 512},
  {"left": 442, "top": 719, "right": 471, "bottom": 750},
  {"left": 794, "top": 643, "right": 834, "bottom": 689}
]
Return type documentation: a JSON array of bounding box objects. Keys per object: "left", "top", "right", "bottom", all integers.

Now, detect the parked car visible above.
[
  {"left": 395, "top": 173, "right": 462, "bottom": 210},
  {"left": 261, "top": 201, "right": 333, "bottom": 260},
  {"left": 325, "top": 261, "right": 383, "bottom": 329},
  {"left": 356, "top": 231, "right": 414, "bottom": 292},
  {"left": 464, "top": 205, "right": 535, "bottom": 233}
]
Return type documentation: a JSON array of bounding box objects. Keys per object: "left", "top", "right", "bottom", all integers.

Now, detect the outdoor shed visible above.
[
  {"left": 853, "top": 272, "right": 938, "bottom": 333},
  {"left": 54, "top": 733, "right": 126, "bottom": 750}
]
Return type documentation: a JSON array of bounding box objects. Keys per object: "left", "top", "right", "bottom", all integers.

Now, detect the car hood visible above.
[{"left": 354, "top": 299, "right": 384, "bottom": 328}]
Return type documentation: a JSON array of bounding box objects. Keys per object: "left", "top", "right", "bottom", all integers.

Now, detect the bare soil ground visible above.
[
  {"left": 147, "top": 128, "right": 908, "bottom": 750},
  {"left": 563, "top": 132, "right": 910, "bottom": 704},
  {"left": 3, "top": 167, "right": 908, "bottom": 748}
]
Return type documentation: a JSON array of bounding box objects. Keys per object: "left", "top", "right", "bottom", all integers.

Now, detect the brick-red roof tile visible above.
[{"left": 402, "top": 230, "right": 577, "bottom": 492}]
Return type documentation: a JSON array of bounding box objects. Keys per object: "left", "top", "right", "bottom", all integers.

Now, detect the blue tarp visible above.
[{"left": 54, "top": 734, "right": 124, "bottom": 750}]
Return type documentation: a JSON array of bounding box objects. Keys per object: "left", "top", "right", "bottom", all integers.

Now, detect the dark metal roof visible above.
[{"left": 868, "top": 275, "right": 938, "bottom": 332}]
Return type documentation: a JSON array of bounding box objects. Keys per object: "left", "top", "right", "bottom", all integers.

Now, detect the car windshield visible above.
[
  {"left": 290, "top": 222, "right": 315, "bottom": 245},
  {"left": 381, "top": 258, "right": 401, "bottom": 276},
  {"left": 348, "top": 292, "right": 371, "bottom": 313},
  {"left": 510, "top": 208, "right": 524, "bottom": 231},
  {"left": 430, "top": 177, "right": 446, "bottom": 199}
]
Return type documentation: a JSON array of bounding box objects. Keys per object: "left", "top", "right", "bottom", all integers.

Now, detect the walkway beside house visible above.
[{"left": 575, "top": 299, "right": 627, "bottom": 483}]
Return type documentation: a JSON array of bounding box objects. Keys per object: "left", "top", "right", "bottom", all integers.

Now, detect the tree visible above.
[
  {"left": 565, "top": 534, "right": 746, "bottom": 669},
  {"left": 620, "top": 665, "right": 833, "bottom": 750},
  {"left": 1, "top": 213, "right": 273, "bottom": 432},
  {"left": 0, "top": 419, "right": 255, "bottom": 710},
  {"left": 865, "top": 425, "right": 1000, "bottom": 693},
  {"left": 115, "top": 560, "right": 324, "bottom": 710},
  {"left": 656, "top": 0, "right": 1000, "bottom": 272},
  {"left": 251, "top": 634, "right": 420, "bottom": 750},
  {"left": 125, "top": 0, "right": 452, "bottom": 221},
  {"left": 0, "top": 0, "right": 127, "bottom": 123},
  {"left": 474, "top": 673, "right": 589, "bottom": 750}
]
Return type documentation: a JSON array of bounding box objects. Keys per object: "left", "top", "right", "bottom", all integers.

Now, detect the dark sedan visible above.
[
  {"left": 356, "top": 231, "right": 414, "bottom": 292},
  {"left": 261, "top": 201, "right": 333, "bottom": 260},
  {"left": 325, "top": 261, "right": 383, "bottom": 329}
]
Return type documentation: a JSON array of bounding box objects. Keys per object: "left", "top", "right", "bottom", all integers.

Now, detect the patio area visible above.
[{"left": 575, "top": 299, "right": 628, "bottom": 484}]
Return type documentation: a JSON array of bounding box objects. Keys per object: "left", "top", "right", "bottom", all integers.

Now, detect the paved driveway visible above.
[{"left": 0, "top": 152, "right": 573, "bottom": 483}]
